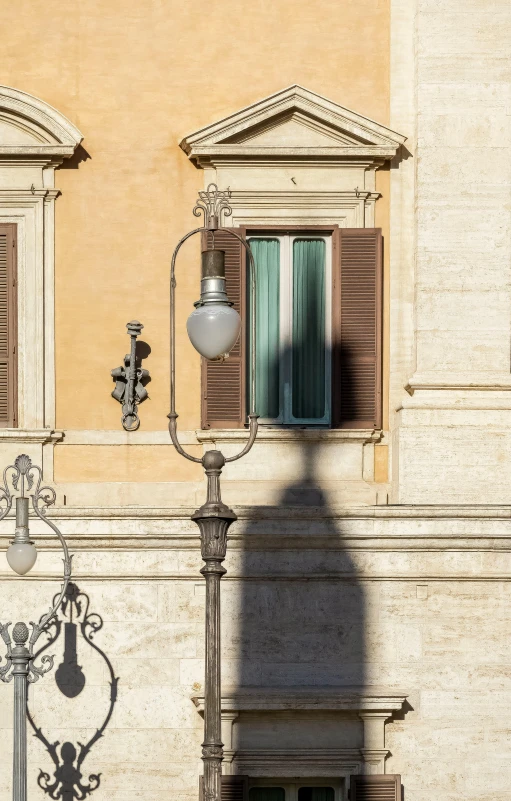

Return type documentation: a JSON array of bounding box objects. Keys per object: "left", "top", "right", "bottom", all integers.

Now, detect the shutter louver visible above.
[
  {"left": 0, "top": 225, "right": 16, "bottom": 427},
  {"left": 202, "top": 228, "right": 246, "bottom": 429},
  {"left": 221, "top": 775, "right": 248, "bottom": 800},
  {"left": 350, "top": 774, "right": 401, "bottom": 801},
  {"left": 332, "top": 228, "right": 382, "bottom": 429},
  {"left": 199, "top": 775, "right": 248, "bottom": 801}
]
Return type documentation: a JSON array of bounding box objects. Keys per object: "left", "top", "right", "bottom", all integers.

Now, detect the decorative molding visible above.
[
  {"left": 192, "top": 687, "right": 407, "bottom": 714},
  {"left": 197, "top": 428, "right": 381, "bottom": 445},
  {"left": 193, "top": 687, "right": 407, "bottom": 778},
  {"left": 3, "top": 502, "right": 511, "bottom": 522},
  {"left": 406, "top": 373, "right": 511, "bottom": 395},
  {"left": 0, "top": 85, "right": 83, "bottom": 164},
  {"left": 0, "top": 87, "right": 82, "bottom": 430},
  {"left": 226, "top": 189, "right": 381, "bottom": 228},
  {"left": 180, "top": 85, "right": 406, "bottom": 164},
  {"left": 0, "top": 429, "right": 63, "bottom": 444},
  {"left": 231, "top": 750, "right": 361, "bottom": 778},
  {"left": 56, "top": 427, "right": 382, "bottom": 446},
  {"left": 182, "top": 87, "right": 406, "bottom": 235},
  {"left": 58, "top": 429, "right": 199, "bottom": 446}
]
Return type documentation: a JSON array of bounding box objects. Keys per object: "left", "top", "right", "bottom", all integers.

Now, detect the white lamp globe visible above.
[
  {"left": 187, "top": 304, "right": 241, "bottom": 360},
  {"left": 6, "top": 542, "right": 37, "bottom": 575}
]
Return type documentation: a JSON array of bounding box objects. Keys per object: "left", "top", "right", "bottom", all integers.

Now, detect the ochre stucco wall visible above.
[{"left": 3, "top": 0, "right": 389, "bottom": 483}]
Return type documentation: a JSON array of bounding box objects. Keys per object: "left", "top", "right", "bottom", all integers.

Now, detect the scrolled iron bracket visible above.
[
  {"left": 0, "top": 454, "right": 72, "bottom": 683},
  {"left": 193, "top": 183, "right": 232, "bottom": 230}
]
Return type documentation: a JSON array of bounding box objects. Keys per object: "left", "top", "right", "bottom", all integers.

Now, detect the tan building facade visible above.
[{"left": 0, "top": 0, "right": 510, "bottom": 798}]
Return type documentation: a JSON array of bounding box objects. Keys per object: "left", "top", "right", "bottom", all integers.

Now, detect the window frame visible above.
[
  {"left": 247, "top": 231, "right": 332, "bottom": 427},
  {"left": 0, "top": 223, "right": 17, "bottom": 428}
]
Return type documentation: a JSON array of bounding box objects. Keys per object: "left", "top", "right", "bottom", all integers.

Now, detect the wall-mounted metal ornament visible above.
[{"left": 111, "top": 320, "right": 150, "bottom": 431}]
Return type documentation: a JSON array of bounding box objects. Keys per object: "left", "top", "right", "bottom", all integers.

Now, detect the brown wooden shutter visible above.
[
  {"left": 201, "top": 228, "right": 246, "bottom": 429},
  {"left": 221, "top": 775, "right": 249, "bottom": 800},
  {"left": 0, "top": 224, "right": 17, "bottom": 427},
  {"left": 350, "top": 774, "right": 401, "bottom": 801},
  {"left": 332, "top": 227, "right": 382, "bottom": 429},
  {"left": 199, "top": 775, "right": 249, "bottom": 801}
]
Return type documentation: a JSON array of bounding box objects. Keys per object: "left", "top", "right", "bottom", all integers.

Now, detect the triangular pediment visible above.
[{"left": 180, "top": 85, "right": 406, "bottom": 163}]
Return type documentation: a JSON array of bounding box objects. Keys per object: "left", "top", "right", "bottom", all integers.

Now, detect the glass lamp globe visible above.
[
  {"left": 6, "top": 542, "right": 37, "bottom": 575},
  {"left": 187, "top": 304, "right": 241, "bottom": 360}
]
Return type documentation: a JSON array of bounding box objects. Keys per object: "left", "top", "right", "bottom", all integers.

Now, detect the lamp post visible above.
[
  {"left": 167, "top": 185, "right": 258, "bottom": 801},
  {"left": 0, "top": 454, "right": 72, "bottom": 801}
]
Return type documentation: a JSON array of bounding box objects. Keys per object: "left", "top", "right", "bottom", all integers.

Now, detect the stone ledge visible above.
[
  {"left": 0, "top": 428, "right": 63, "bottom": 443},
  {"left": 11, "top": 503, "right": 511, "bottom": 520},
  {"left": 406, "top": 372, "right": 511, "bottom": 394},
  {"left": 192, "top": 686, "right": 408, "bottom": 713},
  {"left": 196, "top": 429, "right": 381, "bottom": 444}
]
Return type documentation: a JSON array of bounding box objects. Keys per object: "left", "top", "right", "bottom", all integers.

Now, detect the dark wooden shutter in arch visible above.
[
  {"left": 201, "top": 228, "right": 246, "bottom": 429},
  {"left": 350, "top": 774, "right": 401, "bottom": 800},
  {"left": 0, "top": 224, "right": 17, "bottom": 427},
  {"left": 332, "top": 227, "right": 382, "bottom": 429},
  {"left": 200, "top": 775, "right": 248, "bottom": 801}
]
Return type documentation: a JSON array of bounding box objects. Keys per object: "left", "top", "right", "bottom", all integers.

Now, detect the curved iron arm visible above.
[
  {"left": 29, "top": 469, "right": 72, "bottom": 653},
  {"left": 168, "top": 210, "right": 259, "bottom": 463},
  {"left": 0, "top": 454, "right": 72, "bottom": 683}
]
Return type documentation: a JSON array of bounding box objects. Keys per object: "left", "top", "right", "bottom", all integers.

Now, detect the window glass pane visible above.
[
  {"left": 249, "top": 789, "right": 286, "bottom": 801},
  {"left": 292, "top": 239, "right": 326, "bottom": 419},
  {"left": 298, "top": 788, "right": 334, "bottom": 801},
  {"left": 248, "top": 238, "right": 280, "bottom": 419}
]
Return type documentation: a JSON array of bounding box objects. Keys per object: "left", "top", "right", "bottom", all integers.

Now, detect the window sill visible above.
[
  {"left": 196, "top": 428, "right": 381, "bottom": 444},
  {"left": 0, "top": 428, "right": 63, "bottom": 444}
]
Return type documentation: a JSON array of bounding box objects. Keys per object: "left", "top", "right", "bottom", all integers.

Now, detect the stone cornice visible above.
[{"left": 192, "top": 686, "right": 408, "bottom": 713}]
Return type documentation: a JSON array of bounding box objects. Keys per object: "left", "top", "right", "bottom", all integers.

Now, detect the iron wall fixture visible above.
[
  {"left": 0, "top": 454, "right": 72, "bottom": 801},
  {"left": 111, "top": 320, "right": 150, "bottom": 431},
  {"left": 167, "top": 185, "right": 258, "bottom": 801}
]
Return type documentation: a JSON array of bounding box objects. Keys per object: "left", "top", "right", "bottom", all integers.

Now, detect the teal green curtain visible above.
[
  {"left": 248, "top": 239, "right": 280, "bottom": 419},
  {"left": 292, "top": 239, "right": 326, "bottom": 419},
  {"left": 249, "top": 789, "right": 285, "bottom": 801},
  {"left": 298, "top": 788, "right": 335, "bottom": 801}
]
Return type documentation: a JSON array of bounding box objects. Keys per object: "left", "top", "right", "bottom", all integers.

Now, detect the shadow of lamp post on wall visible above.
[
  {"left": 168, "top": 185, "right": 258, "bottom": 801},
  {"left": 0, "top": 454, "right": 72, "bottom": 801},
  {"left": 27, "top": 582, "right": 119, "bottom": 801}
]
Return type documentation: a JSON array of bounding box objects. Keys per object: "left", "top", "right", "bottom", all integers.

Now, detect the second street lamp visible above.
[
  {"left": 167, "top": 185, "right": 258, "bottom": 801},
  {"left": 0, "top": 454, "right": 72, "bottom": 801}
]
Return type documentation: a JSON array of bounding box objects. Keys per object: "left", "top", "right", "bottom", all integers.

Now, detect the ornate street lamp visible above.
[
  {"left": 168, "top": 185, "right": 258, "bottom": 801},
  {"left": 0, "top": 455, "right": 72, "bottom": 801}
]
